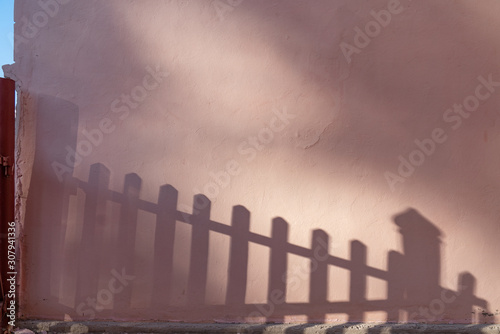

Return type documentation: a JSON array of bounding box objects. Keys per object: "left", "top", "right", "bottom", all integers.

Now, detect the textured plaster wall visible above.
[{"left": 5, "top": 0, "right": 500, "bottom": 324}]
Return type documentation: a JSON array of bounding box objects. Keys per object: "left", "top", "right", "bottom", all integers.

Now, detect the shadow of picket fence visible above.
[{"left": 57, "top": 163, "right": 488, "bottom": 323}]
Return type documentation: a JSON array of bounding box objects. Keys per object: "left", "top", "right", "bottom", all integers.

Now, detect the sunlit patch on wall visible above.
[
  {"left": 245, "top": 242, "right": 270, "bottom": 304},
  {"left": 283, "top": 314, "right": 308, "bottom": 323},
  {"left": 327, "top": 266, "right": 350, "bottom": 302},
  {"left": 366, "top": 275, "right": 387, "bottom": 301},
  {"left": 364, "top": 310, "right": 387, "bottom": 323},
  {"left": 285, "top": 254, "right": 310, "bottom": 303},
  {"left": 324, "top": 313, "right": 349, "bottom": 323}
]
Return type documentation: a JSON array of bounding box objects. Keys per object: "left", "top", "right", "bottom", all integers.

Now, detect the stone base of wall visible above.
[{"left": 17, "top": 320, "right": 500, "bottom": 334}]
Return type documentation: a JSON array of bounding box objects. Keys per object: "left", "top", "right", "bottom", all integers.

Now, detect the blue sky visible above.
[{"left": 0, "top": 0, "right": 14, "bottom": 77}]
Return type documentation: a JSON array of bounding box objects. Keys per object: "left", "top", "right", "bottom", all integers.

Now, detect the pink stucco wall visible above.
[{"left": 5, "top": 0, "right": 500, "bottom": 324}]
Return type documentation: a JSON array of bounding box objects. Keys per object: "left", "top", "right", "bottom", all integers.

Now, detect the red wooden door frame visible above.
[{"left": 0, "top": 77, "right": 15, "bottom": 329}]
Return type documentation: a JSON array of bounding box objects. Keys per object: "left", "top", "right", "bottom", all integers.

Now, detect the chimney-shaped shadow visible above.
[{"left": 394, "top": 209, "right": 443, "bottom": 306}]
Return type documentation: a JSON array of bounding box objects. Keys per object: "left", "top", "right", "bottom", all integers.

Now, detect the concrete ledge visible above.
[{"left": 16, "top": 320, "right": 500, "bottom": 334}]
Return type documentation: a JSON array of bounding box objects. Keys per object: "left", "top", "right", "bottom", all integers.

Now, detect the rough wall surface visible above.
[{"left": 4, "top": 0, "right": 500, "bottom": 325}]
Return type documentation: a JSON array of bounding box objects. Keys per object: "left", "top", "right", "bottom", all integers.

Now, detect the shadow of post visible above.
[{"left": 23, "top": 94, "right": 79, "bottom": 311}]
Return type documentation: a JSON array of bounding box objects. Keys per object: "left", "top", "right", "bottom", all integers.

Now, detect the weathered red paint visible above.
[{"left": 0, "top": 77, "right": 15, "bottom": 328}]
